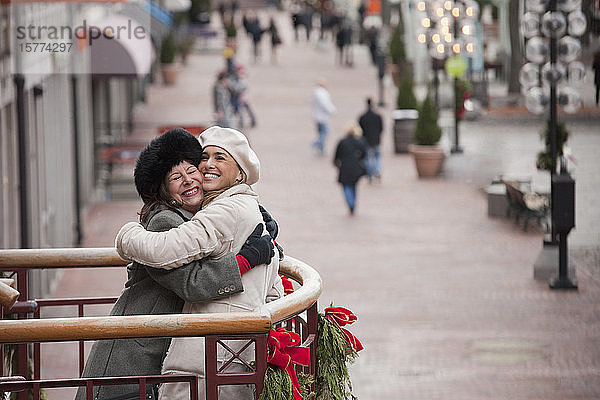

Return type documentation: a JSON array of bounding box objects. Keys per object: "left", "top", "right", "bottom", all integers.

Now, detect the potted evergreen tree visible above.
[
  {"left": 387, "top": 17, "right": 410, "bottom": 85},
  {"left": 177, "top": 34, "right": 196, "bottom": 65},
  {"left": 391, "top": 68, "right": 418, "bottom": 153},
  {"left": 160, "top": 31, "right": 179, "bottom": 85},
  {"left": 409, "top": 93, "right": 445, "bottom": 178}
]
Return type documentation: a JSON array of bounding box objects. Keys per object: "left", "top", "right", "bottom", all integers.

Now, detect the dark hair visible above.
[
  {"left": 138, "top": 181, "right": 179, "bottom": 223},
  {"left": 134, "top": 128, "right": 203, "bottom": 223},
  {"left": 366, "top": 98, "right": 372, "bottom": 107}
]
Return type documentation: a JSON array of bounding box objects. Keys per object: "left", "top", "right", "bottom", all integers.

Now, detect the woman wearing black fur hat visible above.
[
  {"left": 116, "top": 126, "right": 284, "bottom": 400},
  {"left": 76, "top": 128, "right": 275, "bottom": 400}
]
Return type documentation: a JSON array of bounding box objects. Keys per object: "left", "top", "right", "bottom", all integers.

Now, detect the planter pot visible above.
[
  {"left": 388, "top": 62, "right": 413, "bottom": 87},
  {"left": 392, "top": 109, "right": 418, "bottom": 153},
  {"left": 160, "top": 63, "right": 179, "bottom": 85},
  {"left": 408, "top": 144, "right": 445, "bottom": 178}
]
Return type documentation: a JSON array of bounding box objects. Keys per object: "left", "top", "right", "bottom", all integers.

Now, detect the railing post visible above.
[
  {"left": 15, "top": 270, "right": 30, "bottom": 400},
  {"left": 254, "top": 334, "right": 268, "bottom": 399},
  {"left": 307, "top": 302, "right": 319, "bottom": 388},
  {"left": 79, "top": 303, "right": 85, "bottom": 375},
  {"left": 205, "top": 335, "right": 218, "bottom": 400}
]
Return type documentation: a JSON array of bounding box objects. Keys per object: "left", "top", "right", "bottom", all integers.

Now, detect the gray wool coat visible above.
[{"left": 75, "top": 207, "right": 244, "bottom": 400}]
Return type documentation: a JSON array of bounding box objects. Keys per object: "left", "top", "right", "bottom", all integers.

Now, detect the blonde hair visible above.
[{"left": 345, "top": 121, "right": 363, "bottom": 138}]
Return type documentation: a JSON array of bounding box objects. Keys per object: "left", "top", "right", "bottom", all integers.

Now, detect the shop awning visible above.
[
  {"left": 90, "top": 14, "right": 155, "bottom": 77},
  {"left": 161, "top": 0, "right": 191, "bottom": 12},
  {"left": 120, "top": 0, "right": 174, "bottom": 42}
]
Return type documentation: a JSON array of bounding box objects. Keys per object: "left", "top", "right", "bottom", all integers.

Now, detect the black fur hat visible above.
[{"left": 134, "top": 128, "right": 202, "bottom": 203}]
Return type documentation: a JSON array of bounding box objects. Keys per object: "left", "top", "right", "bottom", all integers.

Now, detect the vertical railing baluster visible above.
[
  {"left": 79, "top": 304, "right": 85, "bottom": 375},
  {"left": 307, "top": 302, "right": 318, "bottom": 387},
  {"left": 254, "top": 334, "right": 268, "bottom": 399},
  {"left": 16, "top": 270, "right": 29, "bottom": 400},
  {"left": 32, "top": 382, "right": 41, "bottom": 400},
  {"left": 139, "top": 377, "right": 147, "bottom": 399},
  {"left": 205, "top": 335, "right": 218, "bottom": 400}
]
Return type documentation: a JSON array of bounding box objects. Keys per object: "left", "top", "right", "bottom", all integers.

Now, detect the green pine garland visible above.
[
  {"left": 257, "top": 365, "right": 314, "bottom": 400},
  {"left": 259, "top": 311, "right": 360, "bottom": 400},
  {"left": 315, "top": 314, "right": 358, "bottom": 400}
]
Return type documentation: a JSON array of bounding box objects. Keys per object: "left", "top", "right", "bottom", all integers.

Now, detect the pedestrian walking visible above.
[
  {"left": 268, "top": 17, "right": 282, "bottom": 64},
  {"left": 213, "top": 71, "right": 234, "bottom": 128},
  {"left": 246, "top": 13, "right": 265, "bottom": 63},
  {"left": 230, "top": 65, "right": 257, "bottom": 129},
  {"left": 217, "top": 2, "right": 226, "bottom": 23},
  {"left": 358, "top": 97, "right": 383, "bottom": 181},
  {"left": 290, "top": 0, "right": 302, "bottom": 41},
  {"left": 333, "top": 122, "right": 367, "bottom": 215},
  {"left": 335, "top": 17, "right": 354, "bottom": 67},
  {"left": 312, "top": 77, "right": 336, "bottom": 155},
  {"left": 230, "top": 0, "right": 238, "bottom": 19},
  {"left": 593, "top": 50, "right": 600, "bottom": 106}
]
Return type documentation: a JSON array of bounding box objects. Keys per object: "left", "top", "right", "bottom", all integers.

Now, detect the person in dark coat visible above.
[
  {"left": 246, "top": 13, "right": 265, "bottom": 62},
  {"left": 593, "top": 50, "right": 600, "bottom": 106},
  {"left": 335, "top": 17, "right": 353, "bottom": 67},
  {"left": 334, "top": 122, "right": 367, "bottom": 215},
  {"left": 75, "top": 129, "right": 275, "bottom": 400},
  {"left": 358, "top": 97, "right": 383, "bottom": 181},
  {"left": 268, "top": 17, "right": 282, "bottom": 64}
]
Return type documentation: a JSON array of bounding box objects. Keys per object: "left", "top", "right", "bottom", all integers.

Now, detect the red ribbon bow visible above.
[
  {"left": 279, "top": 274, "right": 295, "bottom": 295},
  {"left": 267, "top": 328, "right": 309, "bottom": 399},
  {"left": 324, "top": 306, "right": 364, "bottom": 352}
]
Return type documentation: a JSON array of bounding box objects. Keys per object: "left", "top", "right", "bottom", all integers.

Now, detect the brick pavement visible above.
[{"left": 46, "top": 9, "right": 600, "bottom": 400}]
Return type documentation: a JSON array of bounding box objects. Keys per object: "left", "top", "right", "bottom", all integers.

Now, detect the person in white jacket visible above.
[
  {"left": 115, "top": 126, "right": 283, "bottom": 400},
  {"left": 312, "top": 77, "right": 336, "bottom": 155}
]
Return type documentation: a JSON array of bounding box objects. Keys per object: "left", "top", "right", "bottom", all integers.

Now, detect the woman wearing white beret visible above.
[{"left": 116, "top": 126, "right": 284, "bottom": 400}]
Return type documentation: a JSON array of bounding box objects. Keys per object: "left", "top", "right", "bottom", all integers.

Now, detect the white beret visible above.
[{"left": 198, "top": 126, "right": 260, "bottom": 185}]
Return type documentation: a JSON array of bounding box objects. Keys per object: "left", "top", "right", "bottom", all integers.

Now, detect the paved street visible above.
[{"left": 46, "top": 8, "right": 600, "bottom": 400}]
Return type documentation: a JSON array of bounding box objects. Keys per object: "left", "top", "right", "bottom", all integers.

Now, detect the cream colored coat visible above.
[{"left": 115, "top": 184, "right": 283, "bottom": 400}]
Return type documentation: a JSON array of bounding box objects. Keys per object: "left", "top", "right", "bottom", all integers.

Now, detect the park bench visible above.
[
  {"left": 502, "top": 179, "right": 550, "bottom": 232},
  {"left": 0, "top": 248, "right": 322, "bottom": 400}
]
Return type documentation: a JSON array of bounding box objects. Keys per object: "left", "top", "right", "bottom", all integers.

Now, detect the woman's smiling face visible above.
[
  {"left": 199, "top": 146, "right": 243, "bottom": 192},
  {"left": 165, "top": 160, "right": 204, "bottom": 213}
]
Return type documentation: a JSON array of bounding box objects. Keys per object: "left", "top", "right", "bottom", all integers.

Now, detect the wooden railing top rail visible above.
[
  {"left": 0, "top": 248, "right": 322, "bottom": 345},
  {"left": 0, "top": 247, "right": 127, "bottom": 269},
  {"left": 261, "top": 256, "right": 322, "bottom": 323},
  {"left": 0, "top": 312, "right": 272, "bottom": 344}
]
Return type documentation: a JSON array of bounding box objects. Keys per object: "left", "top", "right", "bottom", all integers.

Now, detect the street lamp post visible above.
[
  {"left": 416, "top": 0, "right": 479, "bottom": 154},
  {"left": 520, "top": 0, "right": 586, "bottom": 289}
]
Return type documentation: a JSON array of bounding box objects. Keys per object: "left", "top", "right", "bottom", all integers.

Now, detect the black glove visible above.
[
  {"left": 259, "top": 205, "right": 279, "bottom": 240},
  {"left": 238, "top": 224, "right": 275, "bottom": 267}
]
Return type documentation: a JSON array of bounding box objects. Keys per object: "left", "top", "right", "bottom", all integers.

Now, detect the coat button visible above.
[
  {"left": 229, "top": 284, "right": 236, "bottom": 291},
  {"left": 218, "top": 289, "right": 224, "bottom": 295}
]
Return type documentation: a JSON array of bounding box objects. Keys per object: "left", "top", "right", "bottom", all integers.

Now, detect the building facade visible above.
[{"left": 0, "top": 0, "right": 161, "bottom": 298}]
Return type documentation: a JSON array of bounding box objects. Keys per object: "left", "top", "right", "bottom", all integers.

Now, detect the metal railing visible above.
[{"left": 0, "top": 248, "right": 322, "bottom": 400}]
